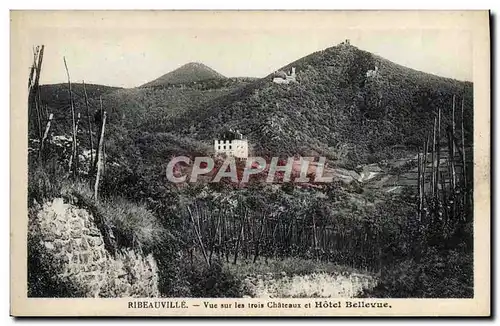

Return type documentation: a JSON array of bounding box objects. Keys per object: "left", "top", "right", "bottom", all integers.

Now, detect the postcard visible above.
[{"left": 10, "top": 10, "right": 490, "bottom": 316}]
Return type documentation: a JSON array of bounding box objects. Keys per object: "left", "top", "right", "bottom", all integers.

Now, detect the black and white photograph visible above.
[{"left": 10, "top": 10, "right": 490, "bottom": 316}]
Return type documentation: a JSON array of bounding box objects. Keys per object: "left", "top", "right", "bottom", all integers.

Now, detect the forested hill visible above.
[
  {"left": 39, "top": 83, "right": 122, "bottom": 111},
  {"left": 169, "top": 43, "right": 473, "bottom": 166},
  {"left": 140, "top": 62, "right": 226, "bottom": 88}
]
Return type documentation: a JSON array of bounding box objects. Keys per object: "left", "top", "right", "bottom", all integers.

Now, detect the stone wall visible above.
[{"left": 31, "top": 197, "right": 159, "bottom": 297}]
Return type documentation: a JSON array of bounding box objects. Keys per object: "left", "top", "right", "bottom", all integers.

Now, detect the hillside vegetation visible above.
[
  {"left": 39, "top": 83, "right": 121, "bottom": 111},
  {"left": 36, "top": 77, "right": 254, "bottom": 159},
  {"left": 168, "top": 43, "right": 473, "bottom": 166}
]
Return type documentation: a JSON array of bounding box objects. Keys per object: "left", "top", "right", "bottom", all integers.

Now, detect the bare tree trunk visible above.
[
  {"left": 28, "top": 46, "right": 36, "bottom": 89},
  {"left": 461, "top": 97, "right": 467, "bottom": 186},
  {"left": 423, "top": 136, "right": 429, "bottom": 203},
  {"left": 439, "top": 170, "right": 447, "bottom": 226},
  {"left": 461, "top": 97, "right": 468, "bottom": 220},
  {"left": 38, "top": 91, "right": 46, "bottom": 121},
  {"left": 38, "top": 113, "right": 53, "bottom": 160},
  {"left": 431, "top": 116, "right": 437, "bottom": 198},
  {"left": 417, "top": 151, "right": 422, "bottom": 222},
  {"left": 446, "top": 128, "right": 456, "bottom": 221},
  {"left": 82, "top": 81, "right": 94, "bottom": 172},
  {"left": 28, "top": 45, "right": 44, "bottom": 141},
  {"left": 35, "top": 100, "right": 42, "bottom": 141},
  {"left": 34, "top": 46, "right": 44, "bottom": 93},
  {"left": 94, "top": 111, "right": 107, "bottom": 200},
  {"left": 451, "top": 95, "right": 457, "bottom": 189},
  {"left": 93, "top": 96, "right": 104, "bottom": 172},
  {"left": 435, "top": 107, "right": 442, "bottom": 200},
  {"left": 75, "top": 112, "right": 81, "bottom": 171},
  {"left": 63, "top": 57, "right": 78, "bottom": 177},
  {"left": 34, "top": 46, "right": 44, "bottom": 140}
]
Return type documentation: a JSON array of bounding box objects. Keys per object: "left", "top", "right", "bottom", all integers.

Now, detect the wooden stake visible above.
[
  {"left": 233, "top": 210, "right": 246, "bottom": 265},
  {"left": 187, "top": 206, "right": 210, "bottom": 267},
  {"left": 312, "top": 213, "right": 318, "bottom": 259}
]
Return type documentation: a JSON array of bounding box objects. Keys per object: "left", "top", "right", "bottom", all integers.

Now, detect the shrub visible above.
[
  {"left": 28, "top": 164, "right": 66, "bottom": 206},
  {"left": 97, "top": 197, "right": 163, "bottom": 253},
  {"left": 29, "top": 164, "right": 164, "bottom": 255},
  {"left": 365, "top": 246, "right": 473, "bottom": 298},
  {"left": 183, "top": 258, "right": 244, "bottom": 298}
]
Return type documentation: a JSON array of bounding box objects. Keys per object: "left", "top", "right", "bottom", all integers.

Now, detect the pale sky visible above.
[{"left": 12, "top": 11, "right": 474, "bottom": 88}]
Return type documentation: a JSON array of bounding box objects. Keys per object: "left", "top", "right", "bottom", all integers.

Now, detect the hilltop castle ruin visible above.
[
  {"left": 273, "top": 67, "right": 297, "bottom": 84},
  {"left": 366, "top": 66, "right": 379, "bottom": 78}
]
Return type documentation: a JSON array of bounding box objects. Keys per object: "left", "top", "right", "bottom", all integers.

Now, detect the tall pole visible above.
[
  {"left": 417, "top": 151, "right": 422, "bottom": 222},
  {"left": 34, "top": 46, "right": 44, "bottom": 140},
  {"left": 451, "top": 95, "right": 456, "bottom": 189},
  {"left": 431, "top": 116, "right": 437, "bottom": 198},
  {"left": 435, "top": 107, "right": 442, "bottom": 199},
  {"left": 461, "top": 97, "right": 468, "bottom": 220},
  {"left": 83, "top": 81, "right": 94, "bottom": 171},
  {"left": 38, "top": 113, "right": 53, "bottom": 160},
  {"left": 94, "top": 111, "right": 107, "bottom": 200},
  {"left": 461, "top": 97, "right": 467, "bottom": 187},
  {"left": 63, "top": 57, "right": 77, "bottom": 176},
  {"left": 29, "top": 45, "right": 44, "bottom": 141}
]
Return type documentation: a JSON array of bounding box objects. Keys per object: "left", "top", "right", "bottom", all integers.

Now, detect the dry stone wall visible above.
[{"left": 32, "top": 197, "right": 159, "bottom": 297}]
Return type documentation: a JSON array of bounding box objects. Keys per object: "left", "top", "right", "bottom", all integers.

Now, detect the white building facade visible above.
[{"left": 214, "top": 139, "right": 248, "bottom": 159}]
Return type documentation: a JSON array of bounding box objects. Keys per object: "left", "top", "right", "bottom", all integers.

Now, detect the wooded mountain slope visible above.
[{"left": 168, "top": 43, "right": 473, "bottom": 166}]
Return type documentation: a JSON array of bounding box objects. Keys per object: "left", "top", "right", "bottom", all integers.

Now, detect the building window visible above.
[
  {"left": 223, "top": 146, "right": 226, "bottom": 150},
  {"left": 229, "top": 145, "right": 232, "bottom": 150}
]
